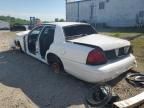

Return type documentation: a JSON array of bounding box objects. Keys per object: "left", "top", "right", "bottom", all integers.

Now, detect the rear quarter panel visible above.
[{"left": 63, "top": 42, "right": 93, "bottom": 64}]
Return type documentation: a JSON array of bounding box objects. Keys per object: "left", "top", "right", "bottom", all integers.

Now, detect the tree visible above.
[
  {"left": 55, "top": 18, "right": 59, "bottom": 22},
  {"left": 42, "top": 21, "right": 49, "bottom": 23},
  {"left": 55, "top": 18, "right": 65, "bottom": 22},
  {"left": 0, "top": 16, "right": 29, "bottom": 26},
  {"left": 59, "top": 19, "right": 64, "bottom": 22}
]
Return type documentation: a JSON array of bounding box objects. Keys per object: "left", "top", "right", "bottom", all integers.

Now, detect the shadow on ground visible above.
[
  {"left": 0, "top": 50, "right": 131, "bottom": 108},
  {"left": 0, "top": 50, "right": 91, "bottom": 108}
]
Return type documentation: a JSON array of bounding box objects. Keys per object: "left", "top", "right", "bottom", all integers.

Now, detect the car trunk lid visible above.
[
  {"left": 68, "top": 34, "right": 132, "bottom": 61},
  {"left": 68, "top": 34, "right": 130, "bottom": 51}
]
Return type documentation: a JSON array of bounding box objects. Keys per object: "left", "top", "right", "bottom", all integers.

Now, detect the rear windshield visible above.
[{"left": 63, "top": 24, "right": 97, "bottom": 40}]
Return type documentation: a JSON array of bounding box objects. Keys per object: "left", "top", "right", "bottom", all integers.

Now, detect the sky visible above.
[{"left": 0, "top": 0, "right": 66, "bottom": 21}]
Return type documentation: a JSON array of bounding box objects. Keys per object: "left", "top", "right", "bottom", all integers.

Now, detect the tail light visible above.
[{"left": 86, "top": 48, "right": 107, "bottom": 65}]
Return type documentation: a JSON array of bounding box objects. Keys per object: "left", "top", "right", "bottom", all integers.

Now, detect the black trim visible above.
[
  {"left": 71, "top": 41, "right": 104, "bottom": 51},
  {"left": 66, "top": 0, "right": 91, "bottom": 4},
  {"left": 23, "top": 36, "right": 27, "bottom": 52},
  {"left": 73, "top": 42, "right": 96, "bottom": 48}
]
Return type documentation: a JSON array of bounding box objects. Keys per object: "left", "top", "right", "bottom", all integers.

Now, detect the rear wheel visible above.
[{"left": 47, "top": 54, "right": 64, "bottom": 73}]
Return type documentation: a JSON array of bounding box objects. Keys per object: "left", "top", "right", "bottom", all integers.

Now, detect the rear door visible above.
[{"left": 39, "top": 25, "right": 55, "bottom": 59}]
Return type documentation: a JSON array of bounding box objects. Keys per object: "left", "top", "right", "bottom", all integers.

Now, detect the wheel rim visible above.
[{"left": 51, "top": 63, "right": 60, "bottom": 73}]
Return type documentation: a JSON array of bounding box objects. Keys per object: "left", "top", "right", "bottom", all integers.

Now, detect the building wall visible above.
[
  {"left": 66, "top": 0, "right": 92, "bottom": 22},
  {"left": 79, "top": 1, "right": 92, "bottom": 22},
  {"left": 66, "top": 0, "right": 144, "bottom": 27},
  {"left": 66, "top": 2, "right": 79, "bottom": 21}
]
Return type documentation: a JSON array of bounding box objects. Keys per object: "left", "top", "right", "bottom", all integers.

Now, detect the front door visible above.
[{"left": 28, "top": 26, "right": 43, "bottom": 55}]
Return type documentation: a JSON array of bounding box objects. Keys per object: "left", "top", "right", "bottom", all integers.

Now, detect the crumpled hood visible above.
[{"left": 69, "top": 34, "right": 130, "bottom": 51}]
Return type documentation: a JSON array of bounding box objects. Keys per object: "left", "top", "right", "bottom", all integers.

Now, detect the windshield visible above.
[{"left": 63, "top": 24, "right": 97, "bottom": 40}]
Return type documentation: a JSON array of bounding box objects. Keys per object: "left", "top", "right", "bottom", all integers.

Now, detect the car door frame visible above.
[
  {"left": 38, "top": 25, "right": 56, "bottom": 59},
  {"left": 26, "top": 26, "right": 44, "bottom": 60}
]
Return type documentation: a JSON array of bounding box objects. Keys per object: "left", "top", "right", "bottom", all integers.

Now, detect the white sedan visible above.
[{"left": 14, "top": 22, "right": 136, "bottom": 83}]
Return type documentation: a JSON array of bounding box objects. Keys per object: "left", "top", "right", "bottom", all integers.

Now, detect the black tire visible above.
[
  {"left": 16, "top": 41, "right": 23, "bottom": 53},
  {"left": 47, "top": 54, "right": 64, "bottom": 73},
  {"left": 19, "top": 45, "right": 23, "bottom": 53}
]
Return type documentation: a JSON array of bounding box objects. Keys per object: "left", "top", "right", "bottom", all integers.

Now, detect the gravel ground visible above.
[{"left": 0, "top": 31, "right": 143, "bottom": 108}]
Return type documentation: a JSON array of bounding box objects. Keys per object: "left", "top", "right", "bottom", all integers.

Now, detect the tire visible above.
[
  {"left": 19, "top": 45, "right": 23, "bottom": 53},
  {"left": 16, "top": 41, "right": 23, "bottom": 53},
  {"left": 47, "top": 54, "right": 64, "bottom": 73}
]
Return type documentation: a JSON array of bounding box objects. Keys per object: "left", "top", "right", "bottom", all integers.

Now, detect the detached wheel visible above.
[{"left": 47, "top": 55, "right": 64, "bottom": 74}]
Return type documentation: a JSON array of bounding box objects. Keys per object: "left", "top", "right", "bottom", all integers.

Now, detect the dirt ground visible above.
[{"left": 0, "top": 31, "right": 143, "bottom": 108}]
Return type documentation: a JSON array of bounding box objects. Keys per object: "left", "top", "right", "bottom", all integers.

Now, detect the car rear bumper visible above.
[{"left": 63, "top": 54, "right": 136, "bottom": 83}]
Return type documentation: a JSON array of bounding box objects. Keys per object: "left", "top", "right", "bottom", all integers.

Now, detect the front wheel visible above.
[
  {"left": 19, "top": 45, "right": 23, "bottom": 53},
  {"left": 15, "top": 41, "right": 23, "bottom": 53}
]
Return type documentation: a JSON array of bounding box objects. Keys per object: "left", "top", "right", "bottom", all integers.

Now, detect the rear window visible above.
[{"left": 63, "top": 24, "right": 97, "bottom": 40}]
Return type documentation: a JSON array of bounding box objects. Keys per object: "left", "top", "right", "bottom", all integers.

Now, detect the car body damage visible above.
[{"left": 14, "top": 22, "right": 137, "bottom": 83}]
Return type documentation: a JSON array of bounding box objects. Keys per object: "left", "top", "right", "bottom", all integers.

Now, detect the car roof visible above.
[{"left": 42, "top": 22, "right": 89, "bottom": 27}]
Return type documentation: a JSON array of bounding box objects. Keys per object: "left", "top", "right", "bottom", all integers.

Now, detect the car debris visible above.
[
  {"left": 86, "top": 84, "right": 144, "bottom": 108},
  {"left": 114, "top": 92, "right": 144, "bottom": 108},
  {"left": 86, "top": 84, "right": 120, "bottom": 108},
  {"left": 126, "top": 72, "right": 144, "bottom": 87}
]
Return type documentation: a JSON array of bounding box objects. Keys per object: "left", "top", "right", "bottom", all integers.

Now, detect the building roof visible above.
[
  {"left": 44, "top": 22, "right": 88, "bottom": 27},
  {"left": 66, "top": 0, "right": 91, "bottom": 4}
]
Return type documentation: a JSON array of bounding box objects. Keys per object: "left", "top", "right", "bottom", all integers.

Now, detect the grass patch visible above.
[
  {"left": 111, "top": 32, "right": 121, "bottom": 37},
  {"left": 131, "top": 37, "right": 144, "bottom": 48},
  {"left": 131, "top": 37, "right": 144, "bottom": 71}
]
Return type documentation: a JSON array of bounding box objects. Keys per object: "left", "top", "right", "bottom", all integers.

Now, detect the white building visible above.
[
  {"left": 66, "top": 0, "right": 144, "bottom": 27},
  {"left": 0, "top": 20, "right": 10, "bottom": 29}
]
